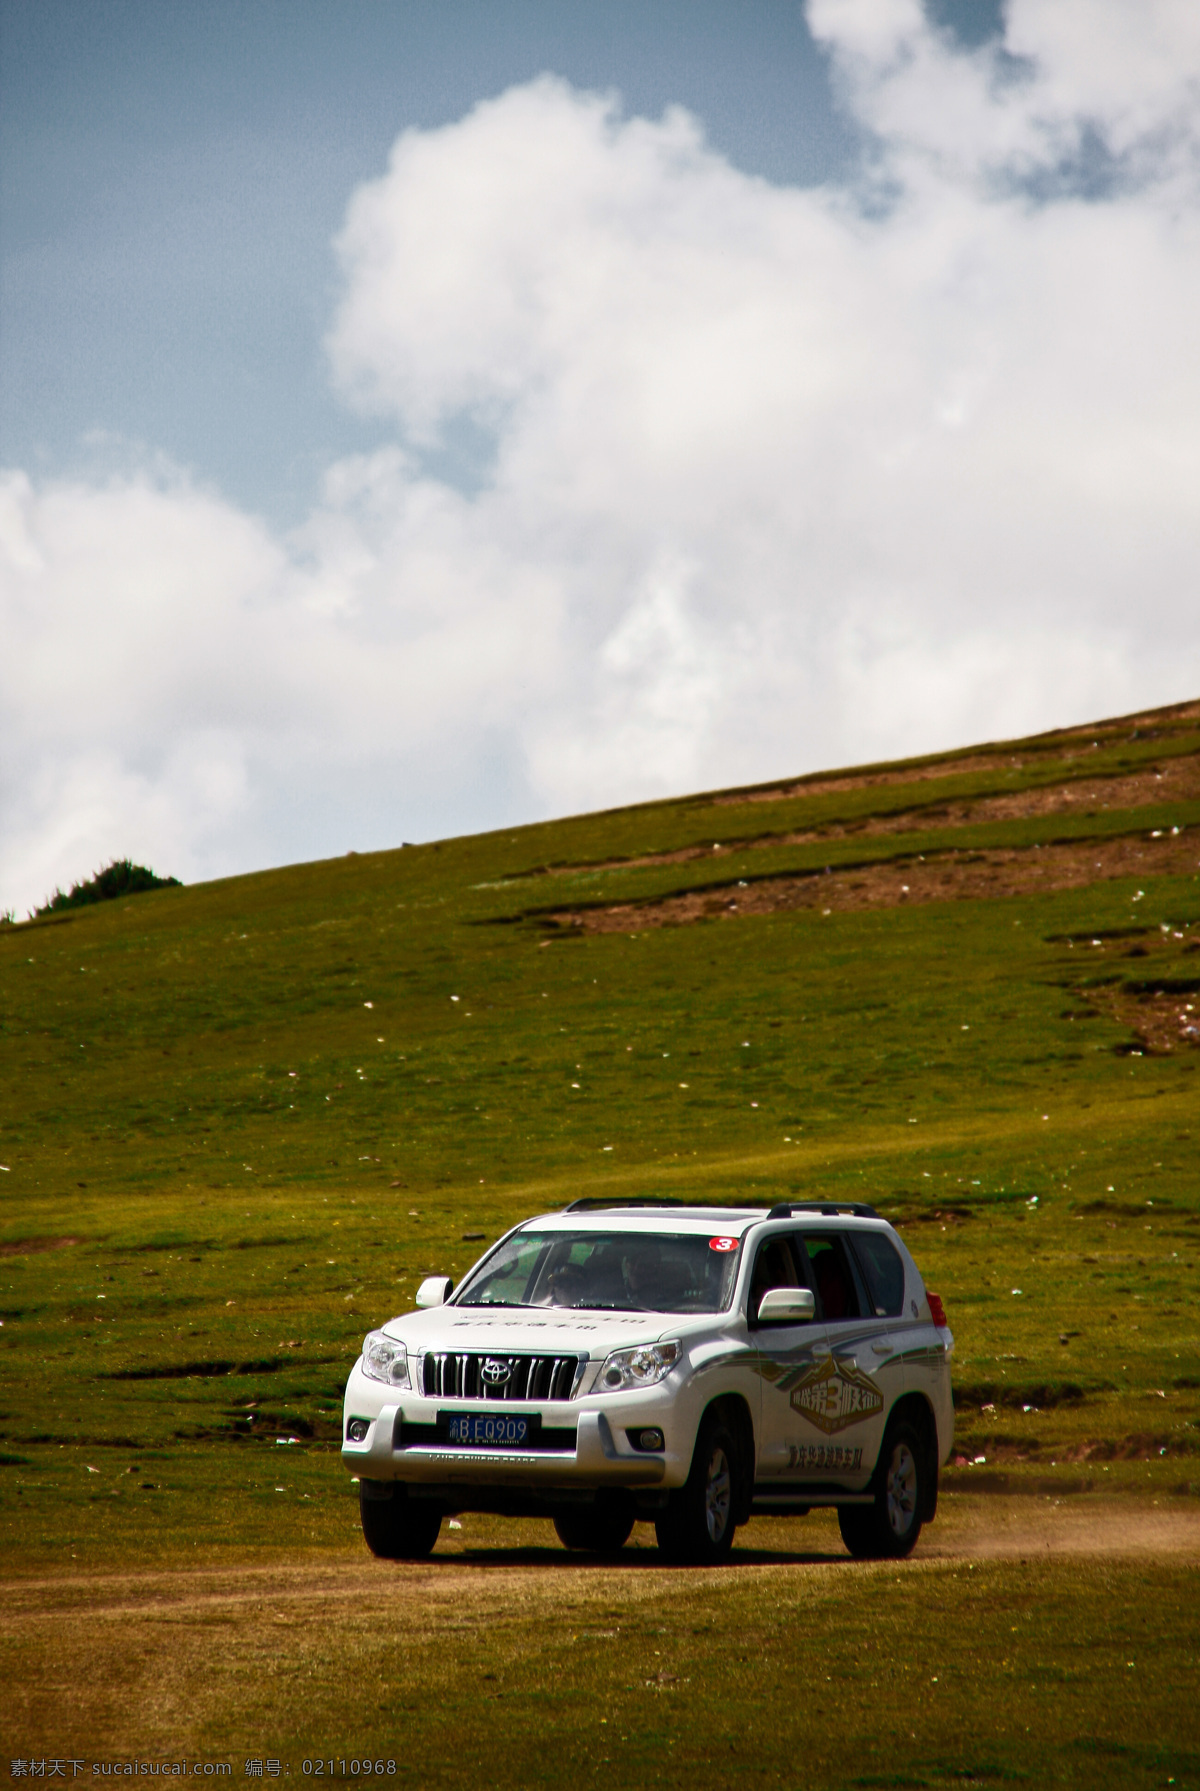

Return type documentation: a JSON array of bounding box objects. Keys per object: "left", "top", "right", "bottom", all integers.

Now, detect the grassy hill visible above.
[
  {"left": 1, "top": 696, "right": 1198, "bottom": 1535},
  {"left": 2, "top": 697, "right": 1199, "bottom": 1783}
]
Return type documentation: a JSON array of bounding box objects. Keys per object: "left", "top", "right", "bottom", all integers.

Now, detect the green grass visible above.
[{"left": 1, "top": 700, "right": 1198, "bottom": 1780}]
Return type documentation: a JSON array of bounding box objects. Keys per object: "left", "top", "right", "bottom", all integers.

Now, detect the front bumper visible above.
[{"left": 342, "top": 1402, "right": 668, "bottom": 1488}]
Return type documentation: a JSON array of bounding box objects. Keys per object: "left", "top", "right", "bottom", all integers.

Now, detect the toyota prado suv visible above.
[{"left": 342, "top": 1199, "right": 953, "bottom": 1564}]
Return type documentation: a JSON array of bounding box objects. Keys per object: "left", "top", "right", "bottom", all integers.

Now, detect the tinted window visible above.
[
  {"left": 799, "top": 1234, "right": 861, "bottom": 1321},
  {"left": 851, "top": 1232, "right": 906, "bottom": 1318}
]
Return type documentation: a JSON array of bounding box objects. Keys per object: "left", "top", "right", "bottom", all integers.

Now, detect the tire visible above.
[
  {"left": 359, "top": 1483, "right": 442, "bottom": 1560},
  {"left": 655, "top": 1417, "right": 741, "bottom": 1565},
  {"left": 553, "top": 1504, "right": 635, "bottom": 1554},
  {"left": 838, "top": 1421, "right": 925, "bottom": 1560}
]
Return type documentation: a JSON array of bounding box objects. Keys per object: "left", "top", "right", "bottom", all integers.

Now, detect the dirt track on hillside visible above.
[
  {"left": 542, "top": 826, "right": 1200, "bottom": 936},
  {"left": 547, "top": 748, "right": 1200, "bottom": 878},
  {"left": 713, "top": 699, "right": 1200, "bottom": 807}
]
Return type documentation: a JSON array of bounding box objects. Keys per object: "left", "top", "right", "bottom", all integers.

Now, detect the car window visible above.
[
  {"left": 850, "top": 1232, "right": 906, "bottom": 1318},
  {"left": 455, "top": 1229, "right": 742, "bottom": 1312},
  {"left": 460, "top": 1234, "right": 548, "bottom": 1306},
  {"left": 799, "top": 1233, "right": 861, "bottom": 1322},
  {"left": 748, "top": 1235, "right": 803, "bottom": 1317}
]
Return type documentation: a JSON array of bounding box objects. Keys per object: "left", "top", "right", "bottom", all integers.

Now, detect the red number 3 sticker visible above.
[{"left": 709, "top": 1236, "right": 738, "bottom": 1252}]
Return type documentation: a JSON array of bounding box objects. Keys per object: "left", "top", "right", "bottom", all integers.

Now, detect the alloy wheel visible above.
[
  {"left": 885, "top": 1442, "right": 918, "bottom": 1538},
  {"left": 705, "top": 1444, "right": 732, "bottom": 1543}
]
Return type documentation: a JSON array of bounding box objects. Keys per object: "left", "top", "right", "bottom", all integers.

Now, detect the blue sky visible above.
[
  {"left": 2, "top": 0, "right": 857, "bottom": 523},
  {"left": 1, "top": 1, "right": 1197, "bottom": 915}
]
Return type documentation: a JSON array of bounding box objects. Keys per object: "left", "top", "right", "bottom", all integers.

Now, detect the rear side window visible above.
[
  {"left": 799, "top": 1234, "right": 861, "bottom": 1322},
  {"left": 852, "top": 1232, "right": 906, "bottom": 1318}
]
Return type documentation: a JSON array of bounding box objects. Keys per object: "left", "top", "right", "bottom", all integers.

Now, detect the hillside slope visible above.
[{"left": 1, "top": 696, "right": 1197, "bottom": 1560}]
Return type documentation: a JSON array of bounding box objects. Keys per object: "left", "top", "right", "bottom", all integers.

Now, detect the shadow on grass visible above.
[{"left": 437, "top": 1542, "right": 851, "bottom": 1568}]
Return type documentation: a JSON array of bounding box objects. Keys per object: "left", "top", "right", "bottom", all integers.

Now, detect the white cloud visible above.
[
  {"left": 809, "top": 0, "right": 1200, "bottom": 186},
  {"left": 4, "top": 9, "right": 1200, "bottom": 914}
]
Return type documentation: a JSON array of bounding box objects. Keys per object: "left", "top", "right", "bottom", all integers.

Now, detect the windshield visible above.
[{"left": 454, "top": 1229, "right": 743, "bottom": 1314}]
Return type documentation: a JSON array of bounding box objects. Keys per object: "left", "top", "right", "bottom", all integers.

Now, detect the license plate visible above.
[{"left": 443, "top": 1411, "right": 534, "bottom": 1447}]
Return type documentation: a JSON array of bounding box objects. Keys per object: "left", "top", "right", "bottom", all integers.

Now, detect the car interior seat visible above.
[{"left": 814, "top": 1250, "right": 853, "bottom": 1320}]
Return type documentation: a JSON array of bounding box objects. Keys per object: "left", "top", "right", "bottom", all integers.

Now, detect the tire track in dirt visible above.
[{"left": 4, "top": 1502, "right": 1197, "bottom": 1625}]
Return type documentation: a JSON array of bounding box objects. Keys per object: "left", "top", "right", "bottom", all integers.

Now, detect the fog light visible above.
[
  {"left": 346, "top": 1419, "right": 370, "bottom": 1443},
  {"left": 626, "top": 1427, "right": 665, "bottom": 1452}
]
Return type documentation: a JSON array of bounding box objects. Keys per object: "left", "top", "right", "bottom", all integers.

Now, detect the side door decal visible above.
[{"left": 786, "top": 1349, "right": 885, "bottom": 1434}]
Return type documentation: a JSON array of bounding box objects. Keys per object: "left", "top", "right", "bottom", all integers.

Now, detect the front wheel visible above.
[
  {"left": 554, "top": 1504, "right": 635, "bottom": 1554},
  {"left": 359, "top": 1483, "right": 442, "bottom": 1559},
  {"left": 838, "top": 1421, "right": 925, "bottom": 1560},
  {"left": 655, "top": 1417, "right": 741, "bottom": 1565}
]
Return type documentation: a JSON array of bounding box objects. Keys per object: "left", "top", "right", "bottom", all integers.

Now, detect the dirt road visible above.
[
  {"left": 3, "top": 1498, "right": 1197, "bottom": 1775},
  {"left": 4, "top": 1497, "right": 1197, "bottom": 1625}
]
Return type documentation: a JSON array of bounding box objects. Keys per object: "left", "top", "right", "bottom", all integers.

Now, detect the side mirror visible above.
[
  {"left": 415, "top": 1275, "right": 453, "bottom": 1308},
  {"left": 756, "top": 1286, "right": 815, "bottom": 1324}
]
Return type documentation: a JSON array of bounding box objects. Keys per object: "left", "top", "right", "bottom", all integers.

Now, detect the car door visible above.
[
  {"left": 745, "top": 1230, "right": 823, "bottom": 1478},
  {"left": 783, "top": 1230, "right": 900, "bottom": 1489}
]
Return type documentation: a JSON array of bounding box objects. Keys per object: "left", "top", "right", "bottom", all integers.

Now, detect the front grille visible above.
[{"left": 420, "top": 1351, "right": 584, "bottom": 1401}]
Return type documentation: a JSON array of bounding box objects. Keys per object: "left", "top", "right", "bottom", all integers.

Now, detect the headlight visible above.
[
  {"left": 595, "top": 1341, "right": 680, "bottom": 1392},
  {"left": 361, "top": 1331, "right": 410, "bottom": 1388}
]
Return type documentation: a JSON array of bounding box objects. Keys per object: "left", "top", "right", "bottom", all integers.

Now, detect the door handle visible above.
[{"left": 871, "top": 1340, "right": 894, "bottom": 1356}]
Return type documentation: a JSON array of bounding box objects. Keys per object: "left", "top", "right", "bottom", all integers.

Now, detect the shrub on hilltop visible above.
[{"left": 33, "top": 858, "right": 182, "bottom": 917}]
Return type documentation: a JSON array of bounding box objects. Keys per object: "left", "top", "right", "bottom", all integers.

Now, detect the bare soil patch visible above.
[
  {"left": 1091, "top": 983, "right": 1200, "bottom": 1055},
  {"left": 0, "top": 1236, "right": 79, "bottom": 1258},
  {"left": 713, "top": 700, "right": 1200, "bottom": 807},
  {"left": 717, "top": 751, "right": 1041, "bottom": 807},
  {"left": 543, "top": 743, "right": 1200, "bottom": 879},
  {"left": 915, "top": 1496, "right": 1200, "bottom": 1561},
  {"left": 543, "top": 828, "right": 1200, "bottom": 936},
  {"left": 780, "top": 750, "right": 1200, "bottom": 844}
]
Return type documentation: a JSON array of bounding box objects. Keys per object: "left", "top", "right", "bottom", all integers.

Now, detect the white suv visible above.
[{"left": 341, "top": 1199, "right": 953, "bottom": 1564}]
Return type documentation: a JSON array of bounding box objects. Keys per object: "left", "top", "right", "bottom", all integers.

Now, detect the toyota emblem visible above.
[{"left": 481, "top": 1357, "right": 512, "bottom": 1386}]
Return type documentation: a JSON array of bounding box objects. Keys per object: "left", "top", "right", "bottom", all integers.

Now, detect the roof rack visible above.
[
  {"left": 765, "top": 1201, "right": 881, "bottom": 1220},
  {"left": 561, "top": 1197, "right": 769, "bottom": 1215},
  {"left": 563, "top": 1197, "right": 682, "bottom": 1213}
]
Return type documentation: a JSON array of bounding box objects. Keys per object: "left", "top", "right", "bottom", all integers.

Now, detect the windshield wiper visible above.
[{"left": 458, "top": 1299, "right": 526, "bottom": 1308}]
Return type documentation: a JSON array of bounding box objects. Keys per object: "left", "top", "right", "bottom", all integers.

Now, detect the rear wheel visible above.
[
  {"left": 359, "top": 1484, "right": 442, "bottom": 1560},
  {"left": 838, "top": 1421, "right": 924, "bottom": 1560},
  {"left": 655, "top": 1416, "right": 741, "bottom": 1565},
  {"left": 553, "top": 1504, "right": 635, "bottom": 1554}
]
